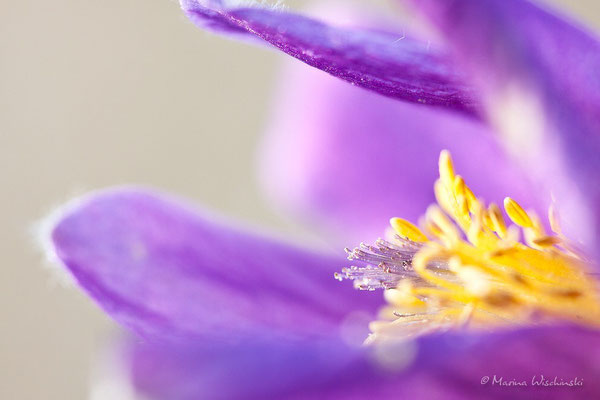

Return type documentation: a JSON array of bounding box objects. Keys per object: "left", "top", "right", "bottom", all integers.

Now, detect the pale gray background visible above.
[{"left": 2, "top": 1, "right": 599, "bottom": 398}]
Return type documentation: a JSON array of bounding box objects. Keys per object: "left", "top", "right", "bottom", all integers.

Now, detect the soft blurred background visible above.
[{"left": 1, "top": 0, "right": 599, "bottom": 398}]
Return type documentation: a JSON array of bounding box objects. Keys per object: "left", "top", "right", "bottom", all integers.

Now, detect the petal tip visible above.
[
  {"left": 35, "top": 186, "right": 154, "bottom": 284},
  {"left": 34, "top": 190, "right": 94, "bottom": 283}
]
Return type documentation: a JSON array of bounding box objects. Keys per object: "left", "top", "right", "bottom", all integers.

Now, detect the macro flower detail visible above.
[
  {"left": 338, "top": 151, "right": 600, "bottom": 342},
  {"left": 42, "top": 0, "right": 600, "bottom": 398}
]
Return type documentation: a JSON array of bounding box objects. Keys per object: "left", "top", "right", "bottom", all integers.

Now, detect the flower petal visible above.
[
  {"left": 259, "top": 60, "right": 542, "bottom": 245},
  {"left": 180, "top": 0, "right": 478, "bottom": 114},
  {"left": 128, "top": 325, "right": 600, "bottom": 399},
  {"left": 48, "top": 187, "right": 382, "bottom": 342},
  {"left": 129, "top": 337, "right": 366, "bottom": 400},
  {"left": 401, "top": 0, "right": 600, "bottom": 255},
  {"left": 404, "top": 325, "right": 600, "bottom": 399}
]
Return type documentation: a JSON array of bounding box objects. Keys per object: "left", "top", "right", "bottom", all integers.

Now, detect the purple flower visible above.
[{"left": 44, "top": 0, "right": 600, "bottom": 399}]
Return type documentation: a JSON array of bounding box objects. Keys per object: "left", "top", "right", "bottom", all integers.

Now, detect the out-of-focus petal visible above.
[
  {"left": 404, "top": 325, "right": 600, "bottom": 399},
  {"left": 129, "top": 337, "right": 367, "bottom": 400},
  {"left": 128, "top": 325, "right": 600, "bottom": 399},
  {"left": 401, "top": 0, "right": 600, "bottom": 255},
  {"left": 259, "top": 61, "right": 542, "bottom": 245},
  {"left": 180, "top": 0, "right": 478, "bottom": 114},
  {"left": 48, "top": 187, "right": 382, "bottom": 342}
]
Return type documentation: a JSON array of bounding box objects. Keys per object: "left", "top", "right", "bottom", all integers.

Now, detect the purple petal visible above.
[
  {"left": 259, "top": 60, "right": 543, "bottom": 245},
  {"left": 180, "top": 0, "right": 478, "bottom": 114},
  {"left": 128, "top": 325, "right": 600, "bottom": 399},
  {"left": 129, "top": 337, "right": 366, "bottom": 400},
  {"left": 405, "top": 325, "right": 600, "bottom": 399},
  {"left": 401, "top": 0, "right": 600, "bottom": 255},
  {"left": 48, "top": 187, "right": 382, "bottom": 342}
]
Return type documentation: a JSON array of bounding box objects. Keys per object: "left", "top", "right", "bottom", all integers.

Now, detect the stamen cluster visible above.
[{"left": 337, "top": 151, "right": 600, "bottom": 342}]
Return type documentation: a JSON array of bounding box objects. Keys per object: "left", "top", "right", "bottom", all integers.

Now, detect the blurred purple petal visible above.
[
  {"left": 130, "top": 338, "right": 367, "bottom": 400},
  {"left": 408, "top": 324, "right": 600, "bottom": 399},
  {"left": 49, "top": 187, "right": 382, "bottom": 342},
  {"left": 402, "top": 0, "right": 600, "bottom": 254},
  {"left": 129, "top": 325, "right": 600, "bottom": 399},
  {"left": 259, "top": 61, "right": 542, "bottom": 245},
  {"left": 180, "top": 0, "right": 478, "bottom": 114}
]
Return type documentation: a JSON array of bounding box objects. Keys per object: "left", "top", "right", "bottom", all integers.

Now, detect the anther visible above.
[
  {"left": 488, "top": 203, "right": 507, "bottom": 238},
  {"left": 390, "top": 217, "right": 428, "bottom": 242},
  {"left": 439, "top": 149, "right": 455, "bottom": 187},
  {"left": 504, "top": 197, "right": 533, "bottom": 228}
]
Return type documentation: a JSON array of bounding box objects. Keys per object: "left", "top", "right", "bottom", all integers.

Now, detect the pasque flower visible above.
[{"left": 45, "top": 0, "right": 600, "bottom": 399}]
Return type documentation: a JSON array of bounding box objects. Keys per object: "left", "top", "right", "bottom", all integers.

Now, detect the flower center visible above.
[{"left": 336, "top": 150, "right": 600, "bottom": 342}]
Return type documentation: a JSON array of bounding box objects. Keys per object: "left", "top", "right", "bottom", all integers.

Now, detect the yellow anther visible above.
[
  {"left": 465, "top": 200, "right": 487, "bottom": 245},
  {"left": 453, "top": 176, "right": 469, "bottom": 216},
  {"left": 458, "top": 195, "right": 469, "bottom": 216},
  {"left": 453, "top": 175, "right": 465, "bottom": 197},
  {"left": 488, "top": 203, "right": 507, "bottom": 238},
  {"left": 483, "top": 210, "right": 495, "bottom": 231},
  {"left": 434, "top": 179, "right": 455, "bottom": 218},
  {"left": 439, "top": 150, "right": 455, "bottom": 187},
  {"left": 390, "top": 218, "right": 428, "bottom": 242},
  {"left": 467, "top": 216, "right": 484, "bottom": 246},
  {"left": 464, "top": 186, "right": 477, "bottom": 212},
  {"left": 425, "top": 221, "right": 443, "bottom": 238},
  {"left": 504, "top": 197, "right": 533, "bottom": 228}
]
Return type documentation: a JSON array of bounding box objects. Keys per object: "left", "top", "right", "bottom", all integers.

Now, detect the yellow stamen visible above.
[
  {"left": 453, "top": 175, "right": 470, "bottom": 217},
  {"left": 488, "top": 203, "right": 507, "bottom": 239},
  {"left": 390, "top": 217, "right": 428, "bottom": 242},
  {"left": 504, "top": 197, "right": 533, "bottom": 228},
  {"left": 438, "top": 149, "right": 455, "bottom": 187},
  {"left": 366, "top": 150, "right": 600, "bottom": 343}
]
